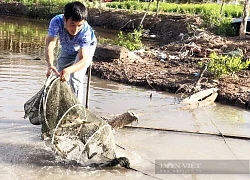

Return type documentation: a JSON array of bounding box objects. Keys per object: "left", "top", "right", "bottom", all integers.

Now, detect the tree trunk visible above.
[
  {"left": 156, "top": 0, "right": 160, "bottom": 17},
  {"left": 99, "top": 0, "right": 102, "bottom": 9},
  {"left": 220, "top": 0, "right": 224, "bottom": 14},
  {"left": 239, "top": 0, "right": 250, "bottom": 39},
  {"left": 139, "top": 0, "right": 152, "bottom": 28}
]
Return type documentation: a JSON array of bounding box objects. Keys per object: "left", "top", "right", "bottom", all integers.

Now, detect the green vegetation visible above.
[
  {"left": 102, "top": 1, "right": 246, "bottom": 39},
  {"left": 3, "top": 1, "right": 246, "bottom": 35},
  {"left": 106, "top": 1, "right": 244, "bottom": 36},
  {"left": 96, "top": 27, "right": 143, "bottom": 51},
  {"left": 200, "top": 51, "right": 250, "bottom": 78},
  {"left": 114, "top": 26, "right": 143, "bottom": 51},
  {"left": 106, "top": 2, "right": 243, "bottom": 18},
  {"left": 4, "top": 0, "right": 68, "bottom": 6}
]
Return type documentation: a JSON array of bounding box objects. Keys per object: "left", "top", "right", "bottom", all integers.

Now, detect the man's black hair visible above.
[{"left": 64, "top": 1, "right": 88, "bottom": 21}]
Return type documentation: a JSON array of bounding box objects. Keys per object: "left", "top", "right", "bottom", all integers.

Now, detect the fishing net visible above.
[{"left": 24, "top": 76, "right": 118, "bottom": 165}]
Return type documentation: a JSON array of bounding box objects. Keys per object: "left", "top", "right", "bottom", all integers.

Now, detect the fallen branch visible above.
[
  {"left": 139, "top": 0, "right": 152, "bottom": 28},
  {"left": 194, "top": 63, "right": 207, "bottom": 88},
  {"left": 145, "top": 74, "right": 156, "bottom": 90},
  {"left": 120, "top": 19, "right": 136, "bottom": 30}
]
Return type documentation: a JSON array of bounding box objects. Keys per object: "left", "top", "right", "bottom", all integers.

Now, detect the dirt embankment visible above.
[
  {"left": 88, "top": 8, "right": 201, "bottom": 43},
  {"left": 88, "top": 9, "right": 250, "bottom": 109},
  {"left": 1, "top": 3, "right": 250, "bottom": 109}
]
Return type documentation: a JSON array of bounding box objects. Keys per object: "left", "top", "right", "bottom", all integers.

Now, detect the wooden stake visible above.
[{"left": 85, "top": 63, "right": 92, "bottom": 109}]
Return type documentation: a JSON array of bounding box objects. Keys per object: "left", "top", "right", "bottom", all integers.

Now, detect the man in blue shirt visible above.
[{"left": 45, "top": 1, "right": 97, "bottom": 104}]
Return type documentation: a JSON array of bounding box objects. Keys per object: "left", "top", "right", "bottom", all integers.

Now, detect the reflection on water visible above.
[
  {"left": 1, "top": 15, "right": 250, "bottom": 180},
  {"left": 0, "top": 16, "right": 120, "bottom": 59},
  {"left": 0, "top": 16, "right": 48, "bottom": 57}
]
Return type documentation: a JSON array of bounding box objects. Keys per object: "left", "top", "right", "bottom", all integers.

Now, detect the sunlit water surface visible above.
[{"left": 1, "top": 15, "right": 250, "bottom": 180}]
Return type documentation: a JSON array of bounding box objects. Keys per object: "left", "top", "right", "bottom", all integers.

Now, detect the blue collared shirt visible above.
[{"left": 48, "top": 14, "right": 97, "bottom": 55}]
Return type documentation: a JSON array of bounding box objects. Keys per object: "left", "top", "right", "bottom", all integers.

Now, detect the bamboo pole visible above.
[{"left": 85, "top": 63, "right": 92, "bottom": 109}]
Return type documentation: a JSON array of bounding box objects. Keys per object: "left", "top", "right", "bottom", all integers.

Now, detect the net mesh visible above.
[
  {"left": 24, "top": 86, "right": 45, "bottom": 125},
  {"left": 24, "top": 76, "right": 117, "bottom": 164}
]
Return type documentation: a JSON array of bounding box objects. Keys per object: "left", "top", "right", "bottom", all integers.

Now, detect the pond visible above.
[{"left": 1, "top": 15, "right": 250, "bottom": 180}]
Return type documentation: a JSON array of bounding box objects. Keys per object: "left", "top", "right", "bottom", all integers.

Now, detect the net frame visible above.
[{"left": 42, "top": 76, "right": 117, "bottom": 163}]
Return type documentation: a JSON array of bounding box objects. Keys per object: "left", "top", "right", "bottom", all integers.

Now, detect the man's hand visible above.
[
  {"left": 46, "top": 65, "right": 60, "bottom": 77},
  {"left": 60, "top": 68, "right": 71, "bottom": 81}
]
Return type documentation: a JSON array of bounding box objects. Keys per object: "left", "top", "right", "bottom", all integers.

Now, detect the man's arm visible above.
[{"left": 45, "top": 35, "right": 59, "bottom": 77}]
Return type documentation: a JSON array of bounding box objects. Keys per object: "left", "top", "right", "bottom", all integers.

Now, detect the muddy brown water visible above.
[{"left": 1, "top": 15, "right": 250, "bottom": 180}]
